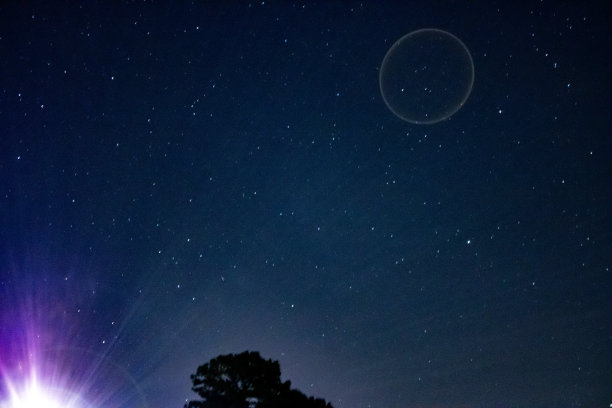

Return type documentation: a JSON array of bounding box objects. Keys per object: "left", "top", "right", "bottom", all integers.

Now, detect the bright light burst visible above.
[
  {"left": 0, "top": 259, "right": 152, "bottom": 408},
  {"left": 5, "top": 383, "right": 72, "bottom": 408},
  {"left": 0, "top": 295, "right": 149, "bottom": 408},
  {"left": 8, "top": 388, "right": 63, "bottom": 408},
  {"left": 0, "top": 342, "right": 148, "bottom": 408},
  {"left": 1, "top": 368, "right": 89, "bottom": 408}
]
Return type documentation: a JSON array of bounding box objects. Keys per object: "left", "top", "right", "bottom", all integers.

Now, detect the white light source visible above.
[
  {"left": 2, "top": 370, "right": 84, "bottom": 408},
  {"left": 10, "top": 384, "right": 63, "bottom": 408}
]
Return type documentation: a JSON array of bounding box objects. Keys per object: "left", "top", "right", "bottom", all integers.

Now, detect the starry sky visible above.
[{"left": 0, "top": 1, "right": 611, "bottom": 408}]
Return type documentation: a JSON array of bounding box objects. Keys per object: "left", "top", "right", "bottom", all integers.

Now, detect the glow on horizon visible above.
[
  {"left": 0, "top": 302, "right": 150, "bottom": 408},
  {"left": 0, "top": 334, "right": 149, "bottom": 408},
  {"left": 1, "top": 367, "right": 89, "bottom": 408},
  {"left": 0, "top": 259, "right": 153, "bottom": 408}
]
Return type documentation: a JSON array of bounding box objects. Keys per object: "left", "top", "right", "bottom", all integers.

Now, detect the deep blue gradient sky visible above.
[{"left": 1, "top": 1, "right": 610, "bottom": 408}]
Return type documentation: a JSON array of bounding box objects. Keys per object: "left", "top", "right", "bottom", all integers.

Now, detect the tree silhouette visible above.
[{"left": 184, "top": 351, "right": 333, "bottom": 408}]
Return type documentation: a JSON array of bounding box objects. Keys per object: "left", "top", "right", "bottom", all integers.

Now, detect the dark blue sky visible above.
[{"left": 1, "top": 1, "right": 610, "bottom": 408}]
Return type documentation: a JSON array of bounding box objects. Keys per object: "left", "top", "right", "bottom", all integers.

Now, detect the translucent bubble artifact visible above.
[{"left": 379, "top": 28, "right": 474, "bottom": 124}]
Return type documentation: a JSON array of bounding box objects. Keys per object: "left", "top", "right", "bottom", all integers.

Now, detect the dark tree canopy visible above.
[{"left": 185, "top": 351, "right": 333, "bottom": 408}]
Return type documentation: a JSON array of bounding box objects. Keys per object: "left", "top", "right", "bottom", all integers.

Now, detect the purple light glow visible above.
[
  {"left": 0, "top": 312, "right": 90, "bottom": 408},
  {"left": 1, "top": 365, "right": 90, "bottom": 408},
  {"left": 0, "top": 271, "right": 149, "bottom": 408}
]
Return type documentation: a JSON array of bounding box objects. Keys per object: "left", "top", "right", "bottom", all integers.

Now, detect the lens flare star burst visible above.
[
  {"left": 2, "top": 377, "right": 84, "bottom": 408},
  {"left": 0, "top": 276, "right": 150, "bottom": 408},
  {"left": 0, "top": 320, "right": 149, "bottom": 408},
  {"left": 1, "top": 360, "right": 91, "bottom": 408}
]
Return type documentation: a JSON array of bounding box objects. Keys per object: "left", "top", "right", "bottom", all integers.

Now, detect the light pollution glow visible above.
[{"left": 0, "top": 271, "right": 150, "bottom": 408}]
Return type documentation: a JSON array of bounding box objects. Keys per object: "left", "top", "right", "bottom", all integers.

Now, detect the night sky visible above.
[{"left": 1, "top": 1, "right": 611, "bottom": 408}]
